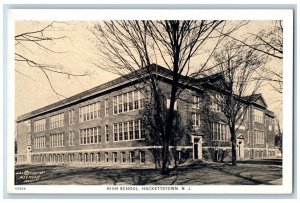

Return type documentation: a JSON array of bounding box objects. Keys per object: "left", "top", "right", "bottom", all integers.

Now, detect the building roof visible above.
[
  {"left": 17, "top": 64, "right": 194, "bottom": 122},
  {"left": 16, "top": 64, "right": 275, "bottom": 122},
  {"left": 242, "top": 93, "right": 268, "bottom": 108}
]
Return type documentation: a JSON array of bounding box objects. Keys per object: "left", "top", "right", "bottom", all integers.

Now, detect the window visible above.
[
  {"left": 79, "top": 102, "right": 100, "bottom": 122},
  {"left": 123, "top": 122, "right": 128, "bottom": 140},
  {"left": 128, "top": 92, "right": 133, "bottom": 111},
  {"left": 211, "top": 94, "right": 222, "bottom": 112},
  {"left": 97, "top": 152, "right": 101, "bottom": 162},
  {"left": 113, "top": 96, "right": 118, "bottom": 114},
  {"left": 50, "top": 113, "right": 64, "bottom": 129},
  {"left": 113, "top": 91, "right": 144, "bottom": 114},
  {"left": 121, "top": 152, "right": 126, "bottom": 163},
  {"left": 105, "top": 99, "right": 108, "bottom": 117},
  {"left": 91, "top": 153, "right": 94, "bottom": 162},
  {"left": 113, "top": 152, "right": 118, "bottom": 163},
  {"left": 140, "top": 151, "right": 145, "bottom": 164},
  {"left": 254, "top": 109, "right": 264, "bottom": 123},
  {"left": 134, "top": 120, "right": 140, "bottom": 139},
  {"left": 118, "top": 123, "right": 123, "bottom": 141},
  {"left": 50, "top": 133, "right": 64, "bottom": 147},
  {"left": 105, "top": 152, "right": 109, "bottom": 163},
  {"left": 134, "top": 91, "right": 139, "bottom": 110},
  {"left": 68, "top": 154, "right": 74, "bottom": 163},
  {"left": 192, "top": 96, "right": 200, "bottom": 109},
  {"left": 69, "top": 131, "right": 74, "bottom": 146},
  {"left": 255, "top": 130, "right": 264, "bottom": 144},
  {"left": 129, "top": 151, "right": 135, "bottom": 163},
  {"left": 69, "top": 109, "right": 75, "bottom": 125},
  {"left": 84, "top": 153, "right": 88, "bottom": 163},
  {"left": 123, "top": 93, "right": 128, "bottom": 112},
  {"left": 268, "top": 117, "right": 273, "bottom": 131},
  {"left": 79, "top": 126, "right": 101, "bottom": 145},
  {"left": 113, "top": 124, "right": 118, "bottom": 141},
  {"left": 26, "top": 120, "right": 31, "bottom": 132},
  {"left": 129, "top": 121, "right": 134, "bottom": 140},
  {"left": 113, "top": 120, "right": 145, "bottom": 142},
  {"left": 105, "top": 125, "right": 109, "bottom": 142},
  {"left": 192, "top": 113, "right": 201, "bottom": 126},
  {"left": 167, "top": 99, "right": 178, "bottom": 110},
  {"left": 34, "top": 136, "right": 46, "bottom": 149},
  {"left": 140, "top": 121, "right": 145, "bottom": 139},
  {"left": 212, "top": 123, "right": 229, "bottom": 141},
  {"left": 34, "top": 119, "right": 46, "bottom": 132},
  {"left": 118, "top": 95, "right": 123, "bottom": 113},
  {"left": 139, "top": 92, "right": 145, "bottom": 109}
]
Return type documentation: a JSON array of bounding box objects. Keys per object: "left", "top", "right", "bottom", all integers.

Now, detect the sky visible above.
[{"left": 14, "top": 20, "right": 283, "bottom": 123}]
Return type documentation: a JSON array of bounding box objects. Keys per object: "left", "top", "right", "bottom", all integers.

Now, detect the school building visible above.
[{"left": 15, "top": 64, "right": 280, "bottom": 166}]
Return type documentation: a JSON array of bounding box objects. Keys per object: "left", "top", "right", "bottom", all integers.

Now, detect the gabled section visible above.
[{"left": 243, "top": 93, "right": 268, "bottom": 108}]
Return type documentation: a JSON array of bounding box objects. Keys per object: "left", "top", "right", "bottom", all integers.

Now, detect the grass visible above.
[{"left": 15, "top": 160, "right": 282, "bottom": 185}]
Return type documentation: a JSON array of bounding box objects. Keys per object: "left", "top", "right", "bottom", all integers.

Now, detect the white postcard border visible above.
[{"left": 6, "top": 8, "right": 294, "bottom": 194}]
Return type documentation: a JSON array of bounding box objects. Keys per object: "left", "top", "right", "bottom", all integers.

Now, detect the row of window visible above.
[
  {"left": 113, "top": 119, "right": 145, "bottom": 142},
  {"left": 34, "top": 119, "right": 46, "bottom": 132},
  {"left": 113, "top": 91, "right": 145, "bottom": 115},
  {"left": 79, "top": 126, "right": 102, "bottom": 145},
  {"left": 50, "top": 133, "right": 64, "bottom": 148},
  {"left": 79, "top": 102, "right": 101, "bottom": 123},
  {"left": 34, "top": 136, "right": 46, "bottom": 149},
  {"left": 212, "top": 123, "right": 230, "bottom": 141},
  {"left": 50, "top": 113, "right": 64, "bottom": 129},
  {"left": 32, "top": 151, "right": 146, "bottom": 164}
]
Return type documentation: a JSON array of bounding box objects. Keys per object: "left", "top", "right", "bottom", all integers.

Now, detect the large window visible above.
[
  {"left": 34, "top": 119, "right": 46, "bottom": 132},
  {"left": 69, "top": 131, "right": 74, "bottom": 146},
  {"left": 50, "top": 133, "right": 64, "bottom": 148},
  {"left": 210, "top": 94, "right": 222, "bottom": 112},
  {"left": 79, "top": 102, "right": 101, "bottom": 122},
  {"left": 121, "top": 152, "right": 126, "bottom": 163},
  {"left": 129, "top": 151, "right": 135, "bottom": 163},
  {"left": 79, "top": 126, "right": 101, "bottom": 145},
  {"left": 105, "top": 125, "right": 109, "bottom": 142},
  {"left": 192, "top": 96, "right": 201, "bottom": 109},
  {"left": 69, "top": 109, "right": 75, "bottom": 125},
  {"left": 50, "top": 113, "right": 64, "bottom": 129},
  {"left": 254, "top": 109, "right": 264, "bottom": 123},
  {"left": 34, "top": 136, "right": 46, "bottom": 149},
  {"left": 212, "top": 123, "right": 229, "bottom": 141},
  {"left": 140, "top": 151, "right": 145, "bottom": 163},
  {"left": 113, "top": 91, "right": 145, "bottom": 115},
  {"left": 255, "top": 130, "right": 264, "bottom": 144},
  {"left": 192, "top": 113, "right": 201, "bottom": 126},
  {"left": 166, "top": 99, "right": 178, "bottom": 110},
  {"left": 113, "top": 152, "right": 118, "bottom": 163},
  {"left": 113, "top": 119, "right": 145, "bottom": 142}
]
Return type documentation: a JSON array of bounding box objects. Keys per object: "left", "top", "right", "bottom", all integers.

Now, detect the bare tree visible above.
[
  {"left": 205, "top": 41, "right": 267, "bottom": 166},
  {"left": 91, "top": 20, "right": 248, "bottom": 174},
  {"left": 15, "top": 21, "right": 88, "bottom": 99},
  {"left": 222, "top": 21, "right": 283, "bottom": 94}
]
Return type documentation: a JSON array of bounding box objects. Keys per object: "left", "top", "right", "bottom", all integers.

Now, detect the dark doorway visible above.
[{"left": 194, "top": 143, "right": 198, "bottom": 159}]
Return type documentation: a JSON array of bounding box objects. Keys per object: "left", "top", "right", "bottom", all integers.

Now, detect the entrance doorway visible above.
[
  {"left": 236, "top": 135, "right": 245, "bottom": 159},
  {"left": 192, "top": 136, "right": 202, "bottom": 160}
]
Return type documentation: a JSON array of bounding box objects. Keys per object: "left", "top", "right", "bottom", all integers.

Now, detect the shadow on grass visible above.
[{"left": 15, "top": 162, "right": 282, "bottom": 185}]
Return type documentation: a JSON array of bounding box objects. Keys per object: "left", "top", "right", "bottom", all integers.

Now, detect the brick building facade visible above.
[{"left": 15, "top": 65, "right": 279, "bottom": 166}]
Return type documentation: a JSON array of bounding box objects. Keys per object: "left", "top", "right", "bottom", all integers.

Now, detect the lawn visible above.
[{"left": 15, "top": 160, "right": 282, "bottom": 185}]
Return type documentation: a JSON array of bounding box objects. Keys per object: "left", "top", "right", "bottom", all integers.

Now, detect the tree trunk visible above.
[{"left": 231, "top": 128, "right": 237, "bottom": 166}]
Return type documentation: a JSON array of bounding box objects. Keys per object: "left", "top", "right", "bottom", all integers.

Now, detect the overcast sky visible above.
[{"left": 15, "top": 20, "right": 282, "bottom": 121}]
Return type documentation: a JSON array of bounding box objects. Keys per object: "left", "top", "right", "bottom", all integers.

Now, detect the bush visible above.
[{"left": 203, "top": 148, "right": 230, "bottom": 162}]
